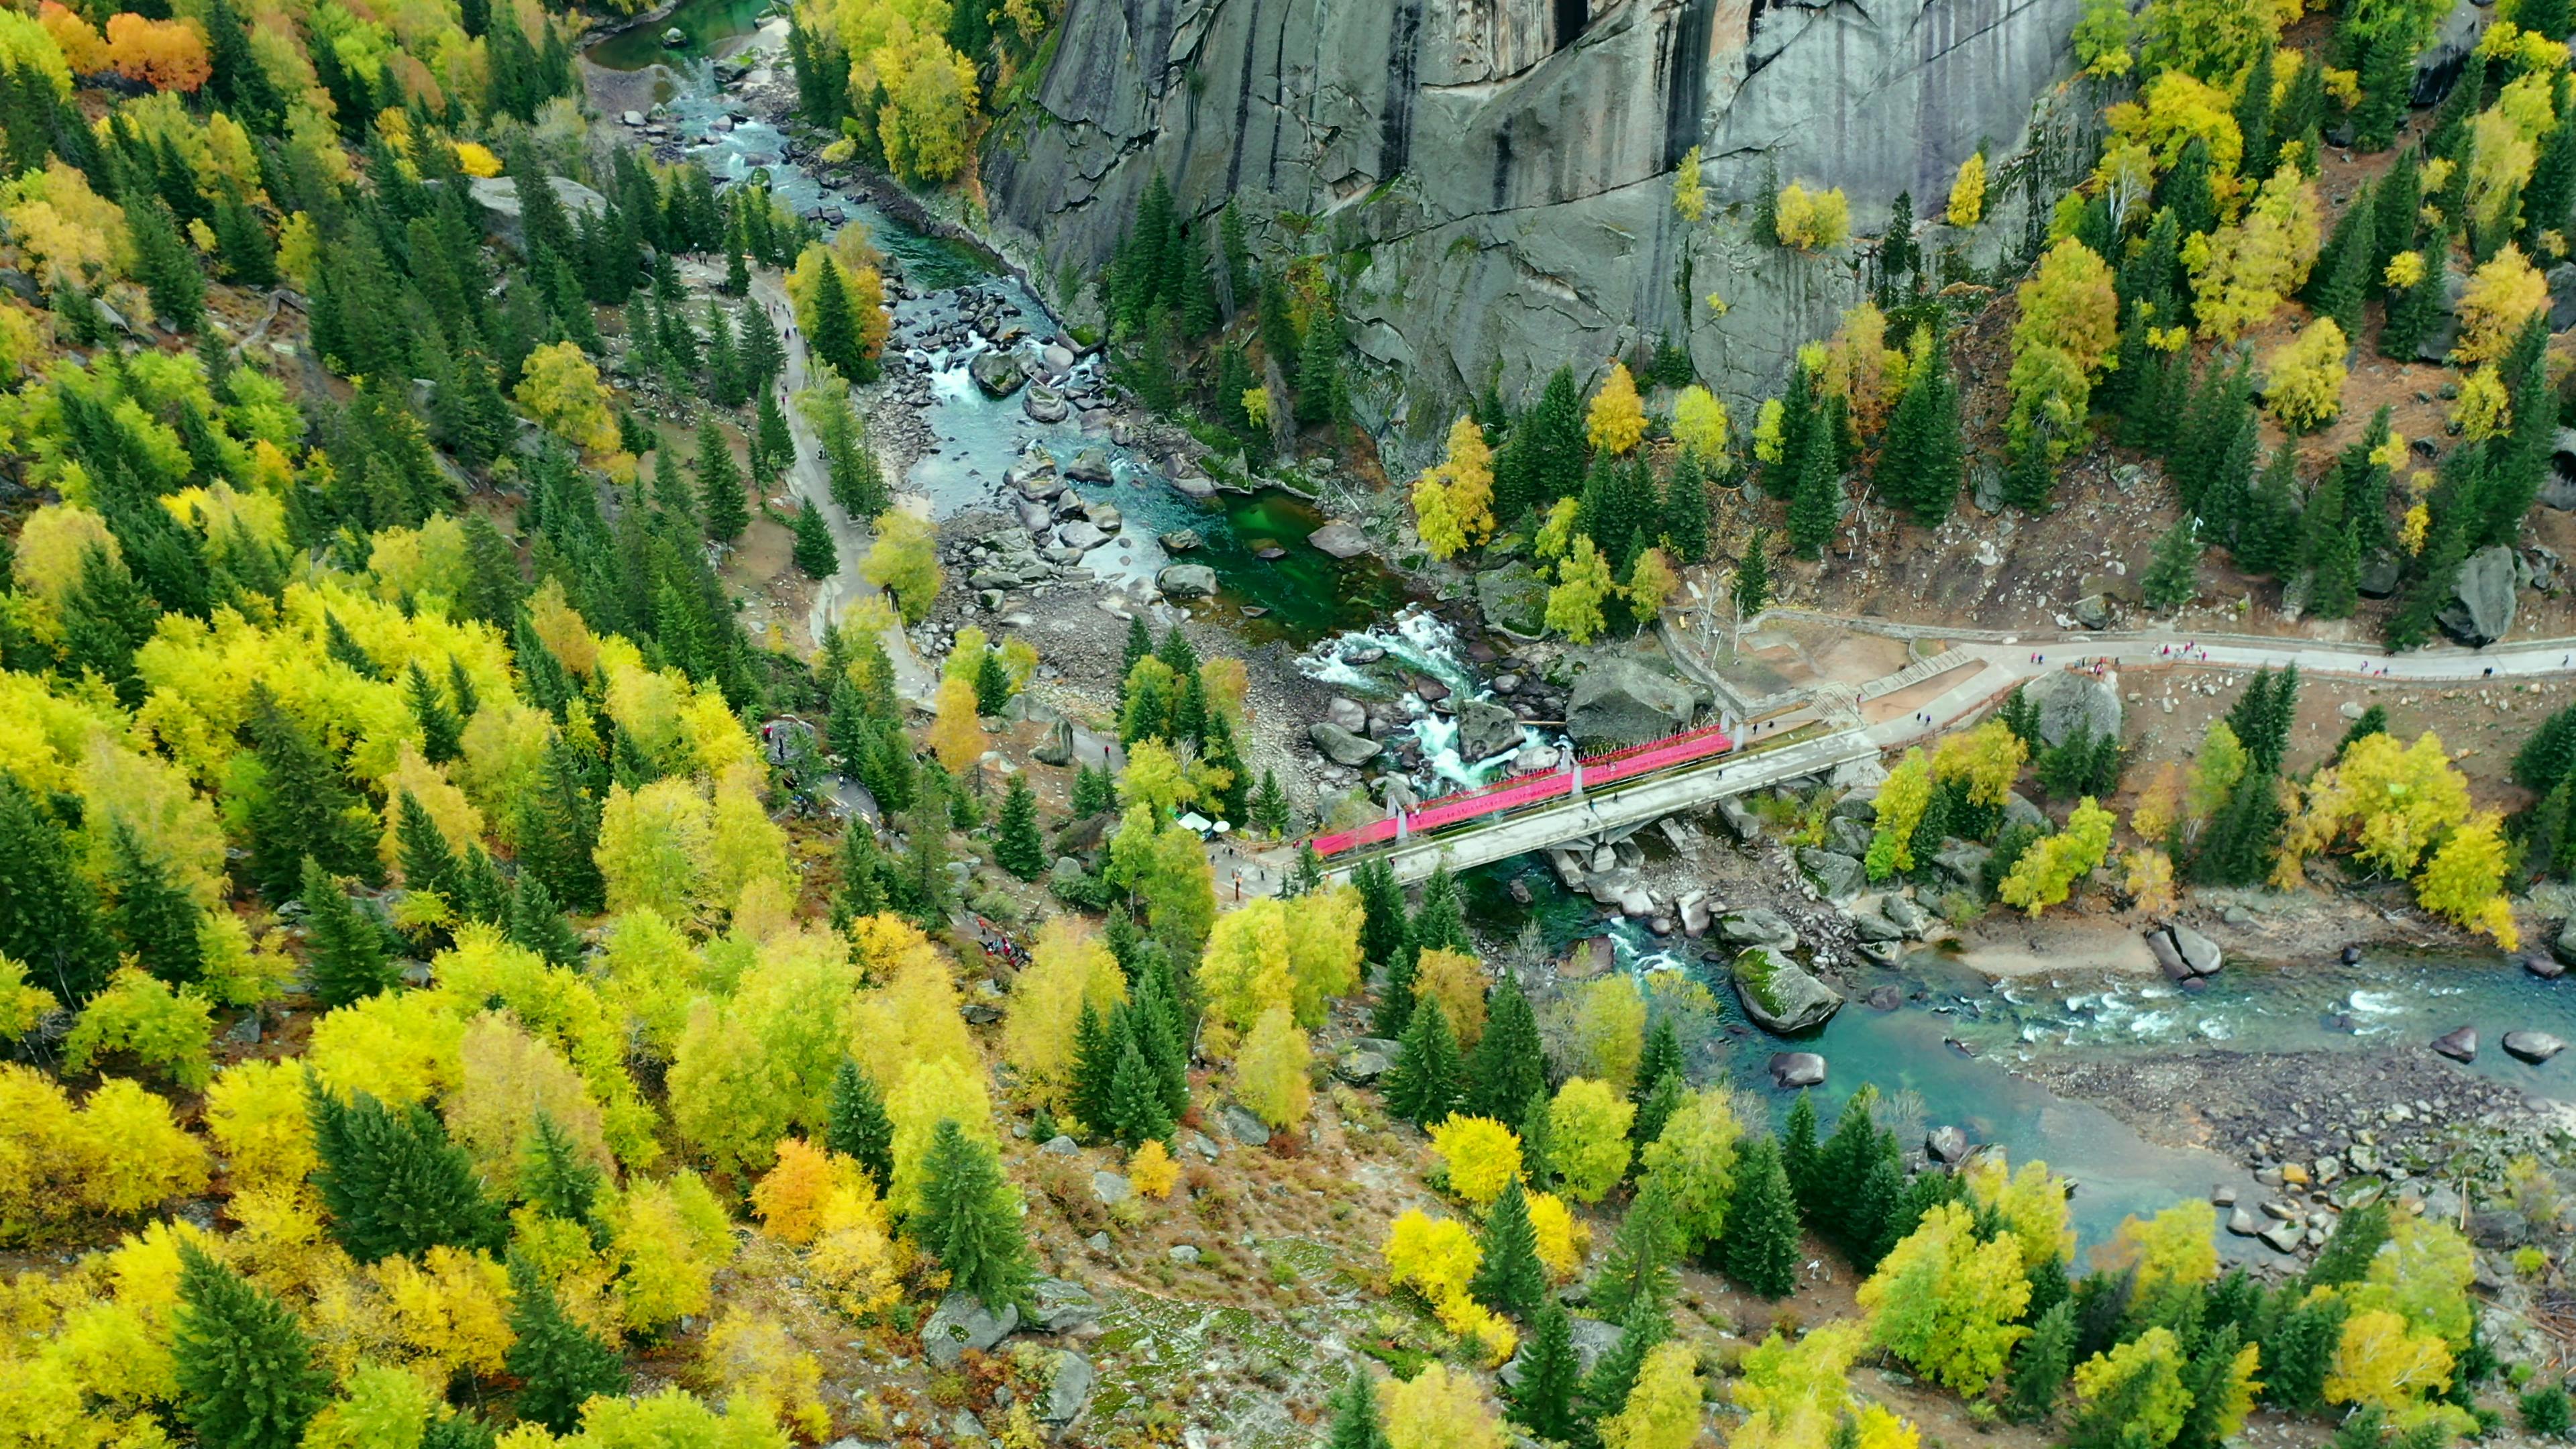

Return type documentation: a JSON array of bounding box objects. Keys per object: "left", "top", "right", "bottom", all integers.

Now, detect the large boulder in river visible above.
[
  {"left": 1307, "top": 722, "right": 1382, "bottom": 767},
  {"left": 1568, "top": 659, "right": 1696, "bottom": 745},
  {"left": 1714, "top": 908, "right": 1800, "bottom": 953},
  {"left": 1768, "top": 1051, "right": 1827, "bottom": 1087},
  {"left": 1476, "top": 560, "right": 1550, "bottom": 637},
  {"left": 2432, "top": 1026, "right": 2478, "bottom": 1063},
  {"left": 1734, "top": 947, "right": 1842, "bottom": 1034},
  {"left": 2554, "top": 916, "right": 2576, "bottom": 967},
  {"left": 2505, "top": 1030, "right": 2567, "bottom": 1064},
  {"left": 2437, "top": 545, "right": 2520, "bottom": 646},
  {"left": 1156, "top": 564, "right": 1217, "bottom": 598},
  {"left": 970, "top": 350, "right": 1026, "bottom": 397},
  {"left": 1455, "top": 700, "right": 1523, "bottom": 761},
  {"left": 1064, "top": 447, "right": 1115, "bottom": 483},
  {"left": 1306, "top": 520, "right": 1372, "bottom": 559},
  {"left": 2025, "top": 668, "right": 2123, "bottom": 749}
]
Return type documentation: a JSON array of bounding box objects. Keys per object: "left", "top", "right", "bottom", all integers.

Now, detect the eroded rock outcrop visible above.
[{"left": 985, "top": 0, "right": 2082, "bottom": 437}]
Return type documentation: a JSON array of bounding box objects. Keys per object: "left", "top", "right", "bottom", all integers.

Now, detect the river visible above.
[{"left": 605, "top": 21, "right": 2561, "bottom": 1251}]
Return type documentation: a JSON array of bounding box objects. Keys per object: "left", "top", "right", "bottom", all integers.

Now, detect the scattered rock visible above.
[
  {"left": 923, "top": 1293, "right": 1020, "bottom": 1367},
  {"left": 2259, "top": 1221, "right": 2307, "bottom": 1254},
  {"left": 1734, "top": 947, "right": 1844, "bottom": 1034},
  {"left": 1767, "top": 1051, "right": 1827, "bottom": 1087},
  {"left": 2504, "top": 1030, "right": 2567, "bottom": 1064},
  {"left": 1714, "top": 908, "right": 1800, "bottom": 953},
  {"left": 1933, "top": 842, "right": 1991, "bottom": 890},
  {"left": 1220, "top": 1104, "right": 1273, "bottom": 1147},
  {"left": 1796, "top": 847, "right": 1866, "bottom": 903},
  {"left": 1041, "top": 1351, "right": 1095, "bottom": 1423},
  {"left": 1336, "top": 1046, "right": 1393, "bottom": 1083},
  {"left": 1847, "top": 907, "right": 1904, "bottom": 944},
  {"left": 1925, "top": 1126, "right": 1970, "bottom": 1164},
  {"left": 1167, "top": 1244, "right": 1201, "bottom": 1265},
  {"left": 2529, "top": 953, "right": 2568, "bottom": 980},
  {"left": 1022, "top": 384, "right": 1070, "bottom": 423},
  {"left": 1089, "top": 1171, "right": 1131, "bottom": 1206},
  {"left": 1456, "top": 700, "right": 1524, "bottom": 761},
  {"left": 1159, "top": 528, "right": 1202, "bottom": 552},
  {"left": 1040, "top": 1134, "right": 1080, "bottom": 1156},
  {"left": 1866, "top": 985, "right": 1902, "bottom": 1011},
  {"left": 1024, "top": 1278, "right": 1102, "bottom": 1334},
  {"left": 2432, "top": 1026, "right": 2479, "bottom": 1063}
]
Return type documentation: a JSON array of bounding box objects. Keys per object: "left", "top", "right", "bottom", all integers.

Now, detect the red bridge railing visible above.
[{"left": 1307, "top": 720, "right": 1737, "bottom": 860}]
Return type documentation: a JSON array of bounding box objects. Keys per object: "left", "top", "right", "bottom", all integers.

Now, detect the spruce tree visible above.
[
  {"left": 107, "top": 818, "right": 204, "bottom": 987},
  {"left": 1371, "top": 930, "right": 1419, "bottom": 1040},
  {"left": 792, "top": 504, "right": 838, "bottom": 578},
  {"left": 974, "top": 647, "right": 1013, "bottom": 716},
  {"left": 172, "top": 1243, "right": 329, "bottom": 1449},
  {"left": 2174, "top": 1323, "right": 2250, "bottom": 1449},
  {"left": 1469, "top": 1178, "right": 1547, "bottom": 1316},
  {"left": 1132, "top": 961, "right": 1193, "bottom": 1120},
  {"left": 1068, "top": 1001, "right": 1118, "bottom": 1138},
  {"left": 1780, "top": 1090, "right": 1822, "bottom": 1217},
  {"left": 2381, "top": 260, "right": 2444, "bottom": 359},
  {"left": 1467, "top": 972, "right": 1545, "bottom": 1118},
  {"left": 1633, "top": 1016, "right": 1684, "bottom": 1105},
  {"left": 302, "top": 855, "right": 398, "bottom": 1008},
  {"left": 2141, "top": 519, "right": 2202, "bottom": 610},
  {"left": 1721, "top": 1136, "right": 1802, "bottom": 1298},
  {"left": 2262, "top": 1289, "right": 2349, "bottom": 1411},
  {"left": 808, "top": 252, "right": 865, "bottom": 380},
  {"left": 831, "top": 821, "right": 888, "bottom": 924},
  {"left": 1328, "top": 1368, "right": 1391, "bottom": 1449},
  {"left": 519, "top": 1112, "right": 602, "bottom": 1227},
  {"left": 1589, "top": 1179, "right": 1679, "bottom": 1324},
  {"left": 756, "top": 389, "right": 794, "bottom": 484},
  {"left": 994, "top": 774, "right": 1046, "bottom": 879},
  {"left": 1811, "top": 1091, "right": 1881, "bottom": 1247},
  {"left": 1632, "top": 1072, "right": 1684, "bottom": 1157},
  {"left": 505, "top": 1256, "right": 627, "bottom": 1432},
  {"left": 406, "top": 662, "right": 464, "bottom": 764},
  {"left": 1517, "top": 1085, "right": 1556, "bottom": 1191},
  {"left": 1352, "top": 856, "right": 1409, "bottom": 967},
  {"left": 2006, "top": 1299, "right": 2077, "bottom": 1422},
  {"left": 1410, "top": 864, "right": 1468, "bottom": 954},
  {"left": 2192, "top": 767, "right": 2286, "bottom": 886},
  {"left": 246, "top": 685, "right": 375, "bottom": 901},
  {"left": 307, "top": 1081, "right": 506, "bottom": 1261},
  {"left": 2518, "top": 706, "right": 2576, "bottom": 792},
  {"left": 516, "top": 735, "right": 605, "bottom": 914},
  {"left": 695, "top": 417, "right": 749, "bottom": 542},
  {"left": 826, "top": 1059, "right": 895, "bottom": 1189},
  {"left": 915, "top": 1119, "right": 1033, "bottom": 1309},
  {"left": 129, "top": 197, "right": 205, "bottom": 333},
  {"left": 1577, "top": 1299, "right": 1669, "bottom": 1429},
  {"left": 1663, "top": 453, "right": 1711, "bottom": 563},
  {"left": 2240, "top": 440, "right": 2304, "bottom": 576},
  {"left": 1506, "top": 1305, "right": 1583, "bottom": 1441},
  {"left": 1850, "top": 1136, "right": 1908, "bottom": 1271},
  {"left": 1106, "top": 1033, "right": 1175, "bottom": 1147},
  {"left": 504, "top": 874, "right": 584, "bottom": 969},
  {"left": 1787, "top": 409, "right": 1841, "bottom": 558},
  {"left": 1385, "top": 996, "right": 1462, "bottom": 1126}
]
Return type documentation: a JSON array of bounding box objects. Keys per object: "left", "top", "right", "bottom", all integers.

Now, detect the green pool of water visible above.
[{"left": 587, "top": 0, "right": 772, "bottom": 70}]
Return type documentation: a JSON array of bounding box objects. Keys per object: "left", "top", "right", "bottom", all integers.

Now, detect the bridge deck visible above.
[{"left": 1340, "top": 727, "right": 1882, "bottom": 885}]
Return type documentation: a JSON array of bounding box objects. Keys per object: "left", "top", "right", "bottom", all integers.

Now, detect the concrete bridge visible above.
[{"left": 1344, "top": 727, "right": 1884, "bottom": 885}]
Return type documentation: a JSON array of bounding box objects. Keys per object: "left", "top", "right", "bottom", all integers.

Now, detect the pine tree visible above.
[
  {"left": 2174, "top": 1323, "right": 2250, "bottom": 1449},
  {"left": 2141, "top": 519, "right": 2202, "bottom": 610},
  {"left": 172, "top": 1243, "right": 329, "bottom": 1449},
  {"left": 129, "top": 197, "right": 205, "bottom": 333},
  {"left": 973, "top": 647, "right": 1012, "bottom": 716},
  {"left": 2006, "top": 1299, "right": 2077, "bottom": 1422},
  {"left": 107, "top": 819, "right": 203, "bottom": 987},
  {"left": 1328, "top": 1368, "right": 1391, "bottom": 1449},
  {"left": 1633, "top": 1016, "right": 1684, "bottom": 1104},
  {"left": 1721, "top": 1136, "right": 1802, "bottom": 1298},
  {"left": 831, "top": 822, "right": 888, "bottom": 924},
  {"left": 696, "top": 417, "right": 749, "bottom": 542},
  {"left": 2192, "top": 768, "right": 2286, "bottom": 886},
  {"left": 1787, "top": 407, "right": 1841, "bottom": 558},
  {"left": 1507, "top": 1304, "right": 1583, "bottom": 1440},
  {"left": 704, "top": 301, "right": 746, "bottom": 407},
  {"left": 302, "top": 855, "right": 397, "bottom": 1008},
  {"left": 1385, "top": 996, "right": 1462, "bottom": 1126},
  {"left": 1470, "top": 1178, "right": 1548, "bottom": 1316},
  {"left": 519, "top": 1112, "right": 602, "bottom": 1226},
  {"left": 915, "top": 1120, "right": 1033, "bottom": 1309},
  {"left": 756, "top": 389, "right": 795, "bottom": 483},
  {"left": 1249, "top": 767, "right": 1289, "bottom": 837},
  {"left": 1132, "top": 960, "right": 1193, "bottom": 1121},
  {"left": 1517, "top": 1085, "right": 1556, "bottom": 1192},
  {"left": 516, "top": 735, "right": 605, "bottom": 914},
  {"left": 1467, "top": 972, "right": 1545, "bottom": 1118},
  {"left": 996, "top": 774, "right": 1045, "bottom": 880},
  {"left": 792, "top": 505, "right": 838, "bottom": 578},
  {"left": 307, "top": 1081, "right": 506, "bottom": 1261},
  {"left": 1410, "top": 865, "right": 1468, "bottom": 954},
  {"left": 1104, "top": 1028, "right": 1175, "bottom": 1146},
  {"left": 1295, "top": 301, "right": 1344, "bottom": 427},
  {"left": 504, "top": 874, "right": 584, "bottom": 968},
  {"left": 826, "top": 1059, "right": 896, "bottom": 1189},
  {"left": 1781, "top": 1090, "right": 1821, "bottom": 1216},
  {"left": 2240, "top": 440, "right": 2304, "bottom": 576},
  {"left": 1590, "top": 1179, "right": 1679, "bottom": 1323},
  {"left": 246, "top": 686, "right": 376, "bottom": 901},
  {"left": 1849, "top": 1135, "right": 1907, "bottom": 1271},
  {"left": 505, "top": 1255, "right": 626, "bottom": 1432},
  {"left": 1578, "top": 1299, "right": 1669, "bottom": 1429},
  {"left": 2381, "top": 258, "right": 2445, "bottom": 360},
  {"left": 405, "top": 662, "right": 464, "bottom": 764},
  {"left": 1632, "top": 1072, "right": 1685, "bottom": 1157},
  {"left": 1372, "top": 931, "right": 1419, "bottom": 1040},
  {"left": 1352, "top": 856, "right": 1408, "bottom": 967}
]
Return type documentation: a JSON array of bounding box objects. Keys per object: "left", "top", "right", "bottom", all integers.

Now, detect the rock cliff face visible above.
[{"left": 987, "top": 0, "right": 2085, "bottom": 442}]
